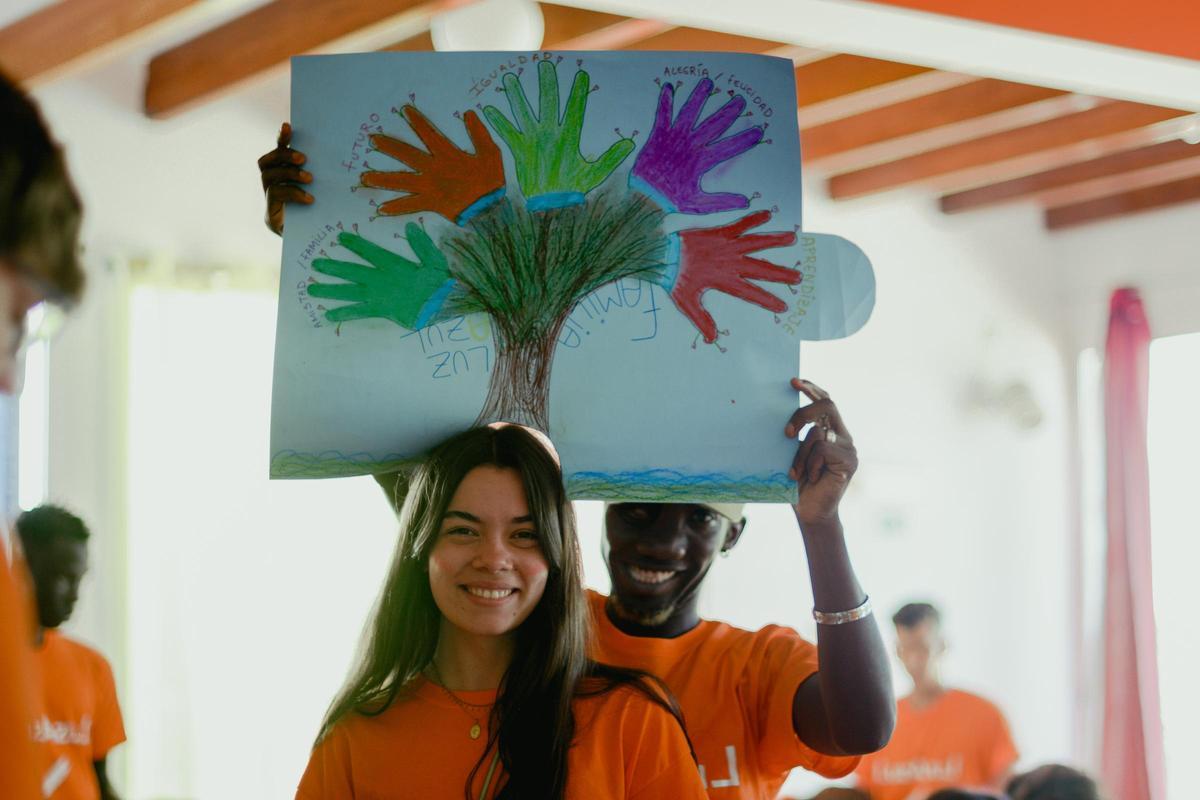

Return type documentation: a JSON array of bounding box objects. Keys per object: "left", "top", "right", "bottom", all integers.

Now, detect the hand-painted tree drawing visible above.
[{"left": 270, "top": 52, "right": 876, "bottom": 502}]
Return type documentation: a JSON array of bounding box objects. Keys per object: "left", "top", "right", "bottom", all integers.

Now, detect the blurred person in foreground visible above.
[
  {"left": 0, "top": 69, "right": 87, "bottom": 798},
  {"left": 853, "top": 603, "right": 1017, "bottom": 800},
  {"left": 18, "top": 505, "right": 125, "bottom": 800}
]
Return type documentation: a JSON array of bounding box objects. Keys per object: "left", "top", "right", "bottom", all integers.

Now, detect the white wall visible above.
[
  {"left": 688, "top": 189, "right": 1076, "bottom": 794},
  {"left": 26, "top": 41, "right": 1200, "bottom": 799}
]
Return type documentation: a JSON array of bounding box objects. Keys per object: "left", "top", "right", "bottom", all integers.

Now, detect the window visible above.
[
  {"left": 1147, "top": 332, "right": 1200, "bottom": 800},
  {"left": 1076, "top": 331, "right": 1199, "bottom": 798}
]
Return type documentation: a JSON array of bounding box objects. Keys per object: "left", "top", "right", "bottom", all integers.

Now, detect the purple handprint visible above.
[{"left": 629, "top": 78, "right": 764, "bottom": 214}]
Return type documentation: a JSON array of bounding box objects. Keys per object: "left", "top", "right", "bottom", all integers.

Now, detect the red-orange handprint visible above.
[
  {"left": 361, "top": 106, "right": 505, "bottom": 225},
  {"left": 668, "top": 210, "right": 800, "bottom": 343}
]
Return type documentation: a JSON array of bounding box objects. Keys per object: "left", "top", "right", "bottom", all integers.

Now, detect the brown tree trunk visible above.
[{"left": 473, "top": 318, "right": 567, "bottom": 433}]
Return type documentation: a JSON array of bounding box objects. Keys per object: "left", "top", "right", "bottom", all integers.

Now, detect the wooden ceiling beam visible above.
[
  {"left": 382, "top": 30, "right": 433, "bottom": 52},
  {"left": 0, "top": 0, "right": 199, "bottom": 85},
  {"left": 828, "top": 101, "right": 1190, "bottom": 199},
  {"left": 795, "top": 54, "right": 932, "bottom": 108},
  {"left": 802, "top": 79, "right": 1067, "bottom": 161},
  {"left": 145, "top": 0, "right": 436, "bottom": 118},
  {"left": 797, "top": 69, "right": 972, "bottom": 129},
  {"left": 1035, "top": 153, "right": 1200, "bottom": 208},
  {"left": 622, "top": 26, "right": 782, "bottom": 53},
  {"left": 941, "top": 139, "right": 1200, "bottom": 212},
  {"left": 1045, "top": 174, "right": 1200, "bottom": 230},
  {"left": 539, "top": 4, "right": 627, "bottom": 44},
  {"left": 809, "top": 93, "right": 1088, "bottom": 174}
]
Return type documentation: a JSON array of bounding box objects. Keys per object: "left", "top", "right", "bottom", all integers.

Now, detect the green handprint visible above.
[
  {"left": 308, "top": 226, "right": 457, "bottom": 330},
  {"left": 483, "top": 59, "right": 633, "bottom": 211}
]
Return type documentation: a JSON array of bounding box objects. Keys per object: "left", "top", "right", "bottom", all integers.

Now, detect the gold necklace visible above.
[{"left": 428, "top": 661, "right": 493, "bottom": 740}]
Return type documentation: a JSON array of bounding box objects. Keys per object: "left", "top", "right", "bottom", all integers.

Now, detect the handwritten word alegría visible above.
[
  {"left": 781, "top": 235, "right": 817, "bottom": 336},
  {"left": 342, "top": 113, "right": 382, "bottom": 172},
  {"left": 663, "top": 64, "right": 709, "bottom": 78},
  {"left": 560, "top": 278, "right": 662, "bottom": 348},
  {"left": 469, "top": 52, "right": 558, "bottom": 97},
  {"left": 723, "top": 74, "right": 774, "bottom": 118}
]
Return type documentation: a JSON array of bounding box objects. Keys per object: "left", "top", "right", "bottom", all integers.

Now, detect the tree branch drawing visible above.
[{"left": 311, "top": 71, "right": 799, "bottom": 432}]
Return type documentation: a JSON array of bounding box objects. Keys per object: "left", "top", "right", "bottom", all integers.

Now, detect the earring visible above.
[{"left": 720, "top": 549, "right": 730, "bottom": 559}]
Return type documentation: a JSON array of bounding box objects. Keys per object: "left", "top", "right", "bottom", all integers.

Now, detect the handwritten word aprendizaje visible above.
[
  {"left": 342, "top": 113, "right": 382, "bottom": 172},
  {"left": 723, "top": 74, "right": 775, "bottom": 119},
  {"left": 781, "top": 235, "right": 818, "bottom": 336},
  {"left": 559, "top": 278, "right": 661, "bottom": 348},
  {"left": 468, "top": 52, "right": 558, "bottom": 98}
]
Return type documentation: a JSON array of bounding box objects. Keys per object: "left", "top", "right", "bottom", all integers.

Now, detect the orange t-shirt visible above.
[
  {"left": 0, "top": 548, "right": 40, "bottom": 799},
  {"left": 587, "top": 590, "right": 859, "bottom": 800},
  {"left": 31, "top": 630, "right": 127, "bottom": 800},
  {"left": 296, "top": 678, "right": 707, "bottom": 799},
  {"left": 854, "top": 689, "right": 1018, "bottom": 800}
]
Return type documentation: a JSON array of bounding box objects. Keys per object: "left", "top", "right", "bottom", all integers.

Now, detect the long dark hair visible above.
[{"left": 318, "top": 424, "right": 689, "bottom": 799}]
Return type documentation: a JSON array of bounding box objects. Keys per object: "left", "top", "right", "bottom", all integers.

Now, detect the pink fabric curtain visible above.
[{"left": 1101, "top": 287, "right": 1165, "bottom": 800}]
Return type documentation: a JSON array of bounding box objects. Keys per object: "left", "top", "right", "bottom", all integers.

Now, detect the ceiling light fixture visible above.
[{"left": 431, "top": 0, "right": 545, "bottom": 52}]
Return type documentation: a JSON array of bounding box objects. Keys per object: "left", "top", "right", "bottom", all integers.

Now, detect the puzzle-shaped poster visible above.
[{"left": 270, "top": 51, "right": 875, "bottom": 502}]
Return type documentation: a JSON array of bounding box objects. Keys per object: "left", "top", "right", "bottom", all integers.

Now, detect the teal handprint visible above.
[
  {"left": 308, "top": 226, "right": 456, "bottom": 330},
  {"left": 483, "top": 59, "right": 633, "bottom": 211}
]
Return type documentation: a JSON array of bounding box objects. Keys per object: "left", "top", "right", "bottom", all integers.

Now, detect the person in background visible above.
[
  {"left": 0, "top": 68, "right": 87, "bottom": 799},
  {"left": 18, "top": 505, "right": 125, "bottom": 800},
  {"left": 1006, "top": 764, "right": 1103, "bottom": 800},
  {"left": 259, "top": 129, "right": 895, "bottom": 800},
  {"left": 854, "top": 603, "right": 1017, "bottom": 800}
]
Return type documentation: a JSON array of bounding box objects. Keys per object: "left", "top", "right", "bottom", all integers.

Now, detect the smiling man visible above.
[
  {"left": 18, "top": 505, "right": 125, "bottom": 800},
  {"left": 589, "top": 379, "right": 895, "bottom": 799}
]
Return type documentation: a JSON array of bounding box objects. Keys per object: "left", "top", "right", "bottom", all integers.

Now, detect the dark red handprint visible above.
[{"left": 669, "top": 210, "right": 800, "bottom": 343}]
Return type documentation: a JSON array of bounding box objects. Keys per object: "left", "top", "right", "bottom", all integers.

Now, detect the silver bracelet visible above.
[{"left": 813, "top": 596, "right": 872, "bottom": 625}]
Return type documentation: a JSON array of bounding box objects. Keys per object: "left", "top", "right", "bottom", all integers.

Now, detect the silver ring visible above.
[{"left": 825, "top": 429, "right": 837, "bottom": 444}]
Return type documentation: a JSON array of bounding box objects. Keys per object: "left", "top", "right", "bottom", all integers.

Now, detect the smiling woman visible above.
[{"left": 297, "top": 425, "right": 707, "bottom": 800}]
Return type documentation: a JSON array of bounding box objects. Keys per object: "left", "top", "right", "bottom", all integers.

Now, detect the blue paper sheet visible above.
[{"left": 270, "top": 51, "right": 875, "bottom": 502}]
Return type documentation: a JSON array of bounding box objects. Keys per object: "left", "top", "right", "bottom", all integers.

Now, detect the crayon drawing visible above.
[{"left": 270, "top": 52, "right": 876, "bottom": 502}]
